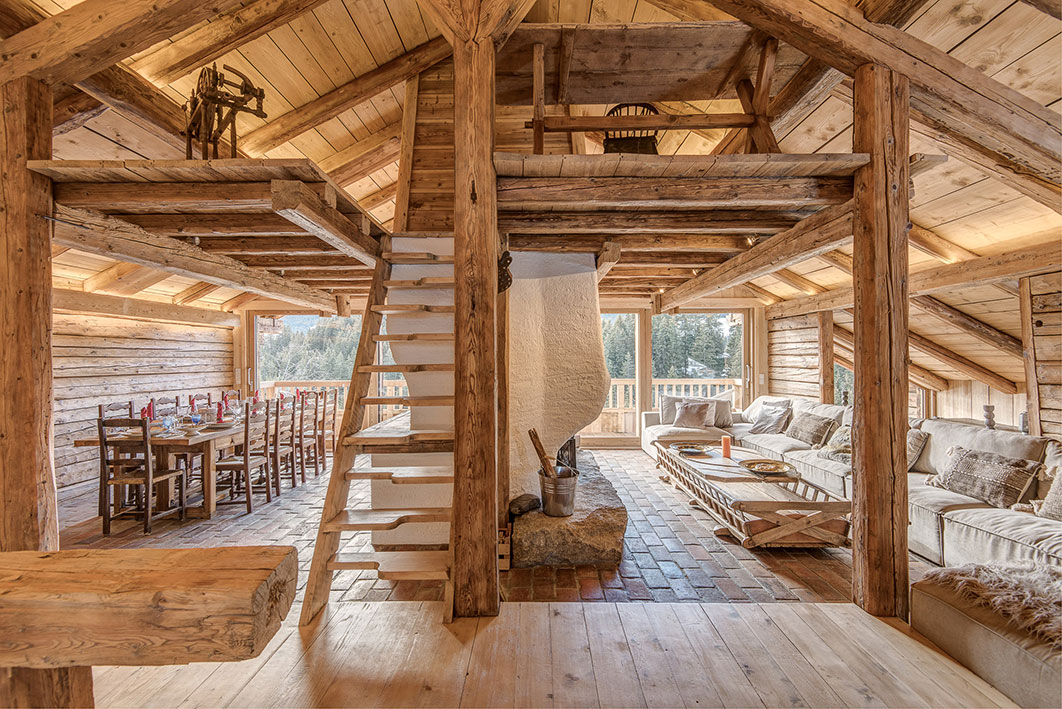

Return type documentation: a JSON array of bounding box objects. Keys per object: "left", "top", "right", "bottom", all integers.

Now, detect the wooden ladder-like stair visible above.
[{"left": 300, "top": 238, "right": 457, "bottom": 625}]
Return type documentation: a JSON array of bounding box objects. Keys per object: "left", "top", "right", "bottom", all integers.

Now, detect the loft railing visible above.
[
  {"left": 260, "top": 378, "right": 409, "bottom": 424},
  {"left": 583, "top": 377, "right": 743, "bottom": 435}
]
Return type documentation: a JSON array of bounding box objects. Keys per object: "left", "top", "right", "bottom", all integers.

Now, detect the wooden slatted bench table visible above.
[
  {"left": 656, "top": 443, "right": 852, "bottom": 549},
  {"left": 0, "top": 546, "right": 297, "bottom": 707}
]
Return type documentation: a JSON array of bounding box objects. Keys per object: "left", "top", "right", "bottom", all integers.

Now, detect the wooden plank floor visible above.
[{"left": 92, "top": 601, "right": 1015, "bottom": 708}]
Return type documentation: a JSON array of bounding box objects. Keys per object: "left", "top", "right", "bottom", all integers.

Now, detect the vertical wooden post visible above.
[
  {"left": 636, "top": 308, "right": 653, "bottom": 433},
  {"left": 751, "top": 306, "right": 769, "bottom": 401},
  {"left": 451, "top": 37, "right": 500, "bottom": 617},
  {"left": 532, "top": 42, "right": 545, "bottom": 155},
  {"left": 1019, "top": 277, "right": 1042, "bottom": 436},
  {"left": 851, "top": 63, "right": 910, "bottom": 619},
  {"left": 497, "top": 235, "right": 510, "bottom": 529},
  {"left": 818, "top": 310, "right": 835, "bottom": 404},
  {"left": 0, "top": 76, "right": 95, "bottom": 708}
]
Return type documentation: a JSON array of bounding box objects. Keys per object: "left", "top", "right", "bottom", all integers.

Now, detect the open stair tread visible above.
[
  {"left": 324, "top": 508, "right": 452, "bottom": 532},
  {"left": 372, "top": 304, "right": 455, "bottom": 314},
  {"left": 374, "top": 333, "right": 454, "bottom": 342},
  {"left": 382, "top": 252, "right": 454, "bottom": 264},
  {"left": 384, "top": 278, "right": 455, "bottom": 288},
  {"left": 345, "top": 412, "right": 454, "bottom": 446},
  {"left": 360, "top": 395, "right": 455, "bottom": 406},
  {"left": 326, "top": 550, "right": 449, "bottom": 580},
  {"left": 357, "top": 363, "right": 454, "bottom": 373},
  {"left": 346, "top": 466, "right": 455, "bottom": 483}
]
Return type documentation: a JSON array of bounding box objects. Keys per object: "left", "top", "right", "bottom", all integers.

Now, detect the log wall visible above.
[
  {"left": 53, "top": 312, "right": 235, "bottom": 523},
  {"left": 767, "top": 314, "right": 820, "bottom": 399},
  {"left": 936, "top": 381, "right": 1026, "bottom": 428}
]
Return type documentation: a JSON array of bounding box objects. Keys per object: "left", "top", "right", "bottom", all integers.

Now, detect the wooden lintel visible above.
[
  {"left": 51, "top": 205, "right": 338, "bottom": 313},
  {"left": 271, "top": 180, "right": 378, "bottom": 267},
  {"left": 499, "top": 210, "right": 809, "bottom": 234},
  {"left": 53, "top": 288, "right": 240, "bottom": 327},
  {"left": 595, "top": 241, "right": 622, "bottom": 282}
]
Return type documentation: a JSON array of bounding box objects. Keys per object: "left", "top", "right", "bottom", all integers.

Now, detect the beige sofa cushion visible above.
[
  {"left": 911, "top": 578, "right": 1061, "bottom": 709},
  {"left": 792, "top": 399, "right": 848, "bottom": 424},
  {"left": 741, "top": 396, "right": 795, "bottom": 423},
  {"left": 742, "top": 433, "right": 811, "bottom": 459},
  {"left": 785, "top": 449, "right": 851, "bottom": 498},
  {"left": 942, "top": 507, "right": 1062, "bottom": 567},
  {"left": 644, "top": 423, "right": 728, "bottom": 444},
  {"left": 913, "top": 419, "right": 1051, "bottom": 479},
  {"left": 908, "top": 474, "right": 990, "bottom": 565}
]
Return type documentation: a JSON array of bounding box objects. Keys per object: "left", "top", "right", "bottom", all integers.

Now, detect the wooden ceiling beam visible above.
[
  {"left": 527, "top": 114, "right": 754, "bottom": 133},
  {"left": 51, "top": 205, "right": 337, "bottom": 313},
  {"left": 499, "top": 210, "right": 809, "bottom": 234},
  {"left": 318, "top": 123, "right": 402, "bottom": 187},
  {"left": 834, "top": 346, "right": 950, "bottom": 392},
  {"left": 615, "top": 252, "right": 733, "bottom": 267},
  {"left": 241, "top": 37, "right": 451, "bottom": 154},
  {"left": 173, "top": 281, "right": 221, "bottom": 305},
  {"left": 191, "top": 236, "right": 339, "bottom": 254},
  {"left": 53, "top": 181, "right": 333, "bottom": 214},
  {"left": 1018, "top": 0, "right": 1061, "bottom": 19},
  {"left": 271, "top": 180, "right": 378, "bottom": 266},
  {"left": 507, "top": 234, "right": 750, "bottom": 252},
  {"left": 767, "top": 240, "right": 1062, "bottom": 319},
  {"left": 908, "top": 329, "right": 1018, "bottom": 394},
  {"left": 54, "top": 288, "right": 241, "bottom": 327},
  {"left": 690, "top": 0, "right": 1060, "bottom": 193},
  {"left": 236, "top": 255, "right": 373, "bottom": 270},
  {"left": 771, "top": 268, "right": 827, "bottom": 295},
  {"left": 596, "top": 241, "right": 622, "bottom": 283},
  {"left": 661, "top": 200, "right": 854, "bottom": 310},
  {"left": 359, "top": 183, "right": 397, "bottom": 211},
  {"left": 131, "top": 0, "right": 332, "bottom": 84},
  {"left": 121, "top": 213, "right": 308, "bottom": 237},
  {"left": 52, "top": 90, "right": 108, "bottom": 135},
  {"left": 0, "top": 0, "right": 243, "bottom": 85},
  {"left": 909, "top": 295, "right": 1023, "bottom": 359},
  {"left": 82, "top": 263, "right": 171, "bottom": 296},
  {"left": 497, "top": 176, "right": 853, "bottom": 210}
]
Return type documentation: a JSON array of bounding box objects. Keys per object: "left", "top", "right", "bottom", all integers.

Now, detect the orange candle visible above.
[{"left": 721, "top": 435, "right": 732, "bottom": 458}]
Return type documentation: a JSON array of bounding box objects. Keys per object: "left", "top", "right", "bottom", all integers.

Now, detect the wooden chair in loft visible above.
[
  {"left": 216, "top": 401, "right": 273, "bottom": 513},
  {"left": 296, "top": 391, "right": 323, "bottom": 479},
  {"left": 97, "top": 417, "right": 187, "bottom": 534},
  {"left": 272, "top": 398, "right": 298, "bottom": 489}
]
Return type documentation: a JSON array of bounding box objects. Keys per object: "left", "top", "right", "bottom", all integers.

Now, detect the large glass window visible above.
[
  {"left": 650, "top": 312, "right": 744, "bottom": 409},
  {"left": 581, "top": 312, "right": 639, "bottom": 437}
]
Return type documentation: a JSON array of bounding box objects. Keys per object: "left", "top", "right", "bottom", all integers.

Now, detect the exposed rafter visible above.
[
  {"left": 318, "top": 124, "right": 402, "bottom": 187},
  {"left": 241, "top": 37, "right": 451, "bottom": 154},
  {"left": 51, "top": 205, "right": 338, "bottom": 312},
  {"left": 0, "top": 0, "right": 244, "bottom": 85}
]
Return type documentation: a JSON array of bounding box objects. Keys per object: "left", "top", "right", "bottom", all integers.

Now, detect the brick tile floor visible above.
[{"left": 60, "top": 448, "right": 932, "bottom": 604}]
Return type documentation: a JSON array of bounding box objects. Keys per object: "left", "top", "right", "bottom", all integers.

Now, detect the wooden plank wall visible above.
[
  {"left": 767, "top": 314, "right": 820, "bottom": 399},
  {"left": 53, "top": 312, "right": 235, "bottom": 523},
  {"left": 408, "top": 60, "right": 455, "bottom": 232},
  {"left": 936, "top": 381, "right": 1026, "bottom": 428}
]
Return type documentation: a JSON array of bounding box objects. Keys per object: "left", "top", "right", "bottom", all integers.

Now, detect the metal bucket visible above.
[{"left": 538, "top": 468, "right": 578, "bottom": 517}]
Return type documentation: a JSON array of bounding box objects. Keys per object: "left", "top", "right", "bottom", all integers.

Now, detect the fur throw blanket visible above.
[{"left": 923, "top": 563, "right": 1062, "bottom": 650}]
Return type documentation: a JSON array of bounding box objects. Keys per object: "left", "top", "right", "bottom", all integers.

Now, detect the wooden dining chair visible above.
[
  {"left": 98, "top": 417, "right": 187, "bottom": 535},
  {"left": 318, "top": 388, "right": 337, "bottom": 461},
  {"left": 296, "top": 392, "right": 322, "bottom": 480},
  {"left": 216, "top": 402, "right": 272, "bottom": 513},
  {"left": 98, "top": 400, "right": 134, "bottom": 419},
  {"left": 187, "top": 392, "right": 211, "bottom": 412},
  {"left": 151, "top": 395, "right": 181, "bottom": 419},
  {"left": 330, "top": 388, "right": 341, "bottom": 453},
  {"left": 272, "top": 398, "right": 297, "bottom": 489}
]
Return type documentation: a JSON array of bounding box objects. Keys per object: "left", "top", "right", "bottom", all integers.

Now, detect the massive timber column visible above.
[
  {"left": 0, "top": 76, "right": 95, "bottom": 707},
  {"left": 417, "top": 0, "right": 534, "bottom": 617},
  {"left": 851, "top": 63, "right": 911, "bottom": 619}
]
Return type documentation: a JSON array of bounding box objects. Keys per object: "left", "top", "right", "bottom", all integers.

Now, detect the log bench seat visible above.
[{"left": 0, "top": 546, "right": 297, "bottom": 671}]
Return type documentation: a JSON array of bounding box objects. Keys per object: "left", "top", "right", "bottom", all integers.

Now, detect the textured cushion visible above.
[
  {"left": 785, "top": 449, "right": 851, "bottom": 498},
  {"left": 712, "top": 398, "right": 734, "bottom": 428},
  {"left": 742, "top": 433, "right": 812, "bottom": 459},
  {"left": 818, "top": 425, "right": 852, "bottom": 465},
  {"left": 913, "top": 419, "right": 1051, "bottom": 478},
  {"left": 1038, "top": 474, "right": 1062, "bottom": 522},
  {"left": 674, "top": 401, "right": 715, "bottom": 429},
  {"left": 928, "top": 446, "right": 1042, "bottom": 509},
  {"left": 742, "top": 396, "right": 794, "bottom": 423},
  {"left": 943, "top": 507, "right": 1062, "bottom": 567},
  {"left": 659, "top": 394, "right": 732, "bottom": 427},
  {"left": 911, "top": 579, "right": 1062, "bottom": 709},
  {"left": 748, "top": 405, "right": 790, "bottom": 434},
  {"left": 792, "top": 399, "right": 847, "bottom": 424},
  {"left": 644, "top": 423, "right": 728, "bottom": 443},
  {"left": 908, "top": 476, "right": 990, "bottom": 565},
  {"left": 785, "top": 411, "right": 838, "bottom": 447},
  {"left": 907, "top": 429, "right": 929, "bottom": 471}
]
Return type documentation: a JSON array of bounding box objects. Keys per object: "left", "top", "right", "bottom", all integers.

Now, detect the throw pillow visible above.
[
  {"left": 659, "top": 394, "right": 705, "bottom": 425},
  {"left": 712, "top": 397, "right": 734, "bottom": 428},
  {"left": 673, "top": 401, "right": 716, "bottom": 429},
  {"left": 1037, "top": 474, "right": 1062, "bottom": 522},
  {"left": 907, "top": 429, "right": 929, "bottom": 471},
  {"left": 785, "top": 411, "right": 838, "bottom": 447},
  {"left": 818, "top": 425, "right": 852, "bottom": 465},
  {"left": 927, "top": 446, "right": 1043, "bottom": 509},
  {"left": 748, "top": 405, "right": 790, "bottom": 435}
]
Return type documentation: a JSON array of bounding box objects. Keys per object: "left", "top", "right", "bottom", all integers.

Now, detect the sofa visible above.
[{"left": 642, "top": 394, "right": 1062, "bottom": 568}]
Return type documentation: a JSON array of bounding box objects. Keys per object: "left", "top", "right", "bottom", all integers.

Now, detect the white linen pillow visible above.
[
  {"left": 659, "top": 393, "right": 732, "bottom": 427},
  {"left": 748, "top": 405, "right": 790, "bottom": 434}
]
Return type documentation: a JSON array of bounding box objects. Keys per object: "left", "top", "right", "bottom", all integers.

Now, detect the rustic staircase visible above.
[{"left": 300, "top": 233, "right": 457, "bottom": 625}]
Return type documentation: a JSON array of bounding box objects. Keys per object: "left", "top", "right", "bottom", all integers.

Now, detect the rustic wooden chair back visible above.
[
  {"left": 271, "top": 398, "right": 297, "bottom": 489},
  {"left": 152, "top": 395, "right": 180, "bottom": 418},
  {"left": 97, "top": 417, "right": 186, "bottom": 534},
  {"left": 330, "top": 388, "right": 341, "bottom": 453},
  {"left": 188, "top": 392, "right": 211, "bottom": 412},
  {"left": 98, "top": 400, "right": 134, "bottom": 419},
  {"left": 297, "top": 391, "right": 322, "bottom": 478},
  {"left": 216, "top": 402, "right": 272, "bottom": 513}
]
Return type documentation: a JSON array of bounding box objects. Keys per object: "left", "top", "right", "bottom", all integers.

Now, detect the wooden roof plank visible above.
[{"left": 494, "top": 152, "right": 869, "bottom": 178}]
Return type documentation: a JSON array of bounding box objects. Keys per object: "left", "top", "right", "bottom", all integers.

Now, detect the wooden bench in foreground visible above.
[{"left": 0, "top": 546, "right": 297, "bottom": 707}]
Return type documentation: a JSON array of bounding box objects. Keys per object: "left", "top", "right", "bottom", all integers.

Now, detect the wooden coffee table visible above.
[{"left": 655, "top": 441, "right": 851, "bottom": 549}]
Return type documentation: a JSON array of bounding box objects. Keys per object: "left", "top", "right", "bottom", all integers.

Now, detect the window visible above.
[
  {"left": 581, "top": 312, "right": 639, "bottom": 436},
  {"left": 650, "top": 312, "right": 744, "bottom": 409}
]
